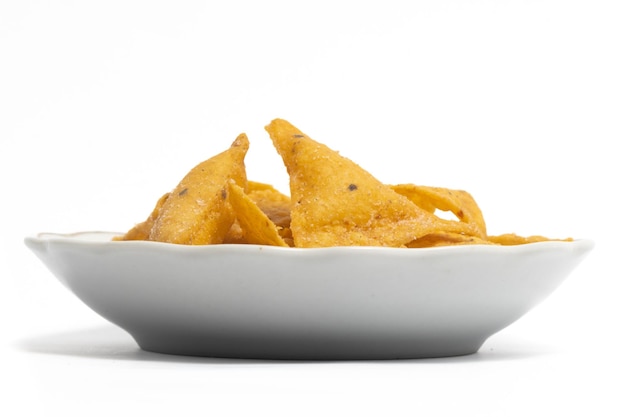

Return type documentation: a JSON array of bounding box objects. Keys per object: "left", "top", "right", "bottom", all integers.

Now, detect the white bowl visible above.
[{"left": 24, "top": 232, "right": 593, "bottom": 360}]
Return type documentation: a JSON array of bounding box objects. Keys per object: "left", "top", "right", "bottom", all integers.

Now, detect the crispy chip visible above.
[
  {"left": 118, "top": 118, "right": 572, "bottom": 248},
  {"left": 265, "top": 118, "right": 481, "bottom": 248},
  {"left": 227, "top": 181, "right": 289, "bottom": 247},
  {"left": 223, "top": 181, "right": 292, "bottom": 245},
  {"left": 391, "top": 184, "right": 487, "bottom": 239},
  {"left": 407, "top": 232, "right": 494, "bottom": 248},
  {"left": 488, "top": 233, "right": 572, "bottom": 245},
  {"left": 148, "top": 134, "right": 249, "bottom": 244},
  {"left": 246, "top": 181, "right": 291, "bottom": 230},
  {"left": 223, "top": 221, "right": 246, "bottom": 244},
  {"left": 115, "top": 192, "right": 170, "bottom": 241}
]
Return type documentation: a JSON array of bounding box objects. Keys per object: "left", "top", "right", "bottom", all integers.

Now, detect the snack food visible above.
[
  {"left": 226, "top": 180, "right": 289, "bottom": 247},
  {"left": 117, "top": 119, "right": 569, "bottom": 248},
  {"left": 265, "top": 118, "right": 481, "bottom": 247},
  {"left": 117, "top": 134, "right": 249, "bottom": 245},
  {"left": 390, "top": 184, "right": 488, "bottom": 240}
]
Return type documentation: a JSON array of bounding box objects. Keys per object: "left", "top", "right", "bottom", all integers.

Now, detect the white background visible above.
[{"left": 1, "top": 1, "right": 624, "bottom": 416}]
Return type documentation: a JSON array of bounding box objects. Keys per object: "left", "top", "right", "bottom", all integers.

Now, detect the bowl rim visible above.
[{"left": 24, "top": 230, "right": 595, "bottom": 256}]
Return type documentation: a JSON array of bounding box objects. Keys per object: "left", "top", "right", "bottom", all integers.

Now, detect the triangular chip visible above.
[
  {"left": 246, "top": 181, "right": 291, "bottom": 230},
  {"left": 407, "top": 232, "right": 494, "bottom": 248},
  {"left": 149, "top": 134, "right": 249, "bottom": 244},
  {"left": 391, "top": 184, "right": 487, "bottom": 239},
  {"left": 227, "top": 181, "right": 289, "bottom": 247},
  {"left": 223, "top": 220, "right": 246, "bottom": 244},
  {"left": 488, "top": 233, "right": 572, "bottom": 245},
  {"left": 265, "top": 118, "right": 480, "bottom": 247},
  {"left": 115, "top": 192, "right": 170, "bottom": 241}
]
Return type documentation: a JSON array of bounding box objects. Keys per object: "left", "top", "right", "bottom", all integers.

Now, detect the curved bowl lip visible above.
[{"left": 24, "top": 230, "right": 596, "bottom": 256}]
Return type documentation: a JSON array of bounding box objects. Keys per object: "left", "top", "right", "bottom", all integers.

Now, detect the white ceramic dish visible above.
[{"left": 24, "top": 232, "right": 593, "bottom": 360}]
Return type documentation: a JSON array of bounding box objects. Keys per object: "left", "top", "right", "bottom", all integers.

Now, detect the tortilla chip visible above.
[
  {"left": 391, "top": 184, "right": 487, "bottom": 239},
  {"left": 246, "top": 181, "right": 291, "bottom": 230},
  {"left": 115, "top": 192, "right": 170, "bottom": 241},
  {"left": 227, "top": 181, "right": 289, "bottom": 247},
  {"left": 149, "top": 134, "right": 249, "bottom": 244},
  {"left": 407, "top": 232, "right": 494, "bottom": 248},
  {"left": 265, "top": 118, "right": 481, "bottom": 247},
  {"left": 223, "top": 221, "right": 246, "bottom": 244},
  {"left": 488, "top": 233, "right": 572, "bottom": 245}
]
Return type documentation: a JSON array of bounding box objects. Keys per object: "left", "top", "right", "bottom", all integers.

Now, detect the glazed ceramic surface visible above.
[{"left": 25, "top": 232, "right": 593, "bottom": 360}]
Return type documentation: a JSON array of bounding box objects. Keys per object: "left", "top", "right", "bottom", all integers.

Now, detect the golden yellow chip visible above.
[
  {"left": 117, "top": 118, "right": 572, "bottom": 249},
  {"left": 407, "top": 232, "right": 494, "bottom": 248},
  {"left": 115, "top": 192, "right": 170, "bottom": 241},
  {"left": 391, "top": 184, "right": 487, "bottom": 239},
  {"left": 246, "top": 181, "right": 277, "bottom": 193},
  {"left": 148, "top": 134, "right": 249, "bottom": 244},
  {"left": 246, "top": 181, "right": 291, "bottom": 230},
  {"left": 265, "top": 118, "right": 481, "bottom": 248},
  {"left": 488, "top": 233, "right": 572, "bottom": 245},
  {"left": 227, "top": 181, "right": 289, "bottom": 247}
]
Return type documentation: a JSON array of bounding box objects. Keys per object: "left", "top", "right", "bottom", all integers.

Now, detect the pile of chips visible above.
[{"left": 116, "top": 119, "right": 568, "bottom": 248}]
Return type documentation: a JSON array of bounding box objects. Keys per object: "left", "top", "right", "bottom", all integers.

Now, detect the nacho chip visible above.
[
  {"left": 246, "top": 181, "right": 291, "bottom": 230},
  {"left": 265, "top": 118, "right": 481, "bottom": 248},
  {"left": 407, "top": 232, "right": 494, "bottom": 248},
  {"left": 227, "top": 181, "right": 289, "bottom": 247},
  {"left": 149, "top": 134, "right": 249, "bottom": 244},
  {"left": 488, "top": 233, "right": 572, "bottom": 245},
  {"left": 115, "top": 192, "right": 170, "bottom": 241},
  {"left": 391, "top": 184, "right": 487, "bottom": 239},
  {"left": 117, "top": 118, "right": 572, "bottom": 248},
  {"left": 223, "top": 181, "right": 292, "bottom": 245},
  {"left": 223, "top": 221, "right": 246, "bottom": 244}
]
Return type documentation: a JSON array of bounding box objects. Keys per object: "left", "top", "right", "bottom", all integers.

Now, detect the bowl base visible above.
[{"left": 133, "top": 334, "right": 485, "bottom": 360}]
